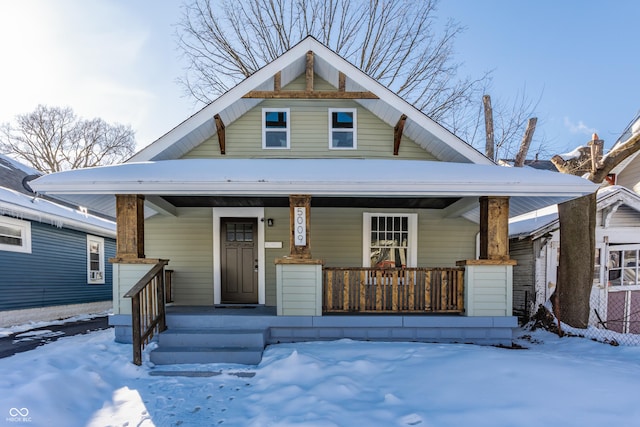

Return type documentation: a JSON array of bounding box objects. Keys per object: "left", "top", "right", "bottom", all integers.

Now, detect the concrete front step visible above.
[
  {"left": 158, "top": 328, "right": 268, "bottom": 348},
  {"left": 150, "top": 346, "right": 264, "bottom": 365},
  {"left": 151, "top": 327, "right": 268, "bottom": 365},
  {"left": 165, "top": 314, "right": 275, "bottom": 330}
]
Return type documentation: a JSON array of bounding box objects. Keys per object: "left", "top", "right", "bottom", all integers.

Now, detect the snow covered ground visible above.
[{"left": 1, "top": 327, "right": 640, "bottom": 427}]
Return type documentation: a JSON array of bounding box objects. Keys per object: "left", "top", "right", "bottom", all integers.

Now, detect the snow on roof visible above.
[
  {"left": 0, "top": 154, "right": 41, "bottom": 176},
  {"left": 0, "top": 186, "right": 115, "bottom": 237},
  {"left": 509, "top": 205, "right": 558, "bottom": 238},
  {"left": 509, "top": 185, "right": 640, "bottom": 239},
  {"left": 31, "top": 158, "right": 597, "bottom": 198}
]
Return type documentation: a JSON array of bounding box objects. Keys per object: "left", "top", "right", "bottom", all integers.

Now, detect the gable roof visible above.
[{"left": 129, "top": 36, "right": 491, "bottom": 165}]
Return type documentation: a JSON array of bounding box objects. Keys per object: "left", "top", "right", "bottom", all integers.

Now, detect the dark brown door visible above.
[{"left": 221, "top": 218, "right": 258, "bottom": 304}]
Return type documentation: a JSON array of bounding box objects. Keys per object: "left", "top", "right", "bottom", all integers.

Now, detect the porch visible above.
[{"left": 144, "top": 304, "right": 516, "bottom": 365}]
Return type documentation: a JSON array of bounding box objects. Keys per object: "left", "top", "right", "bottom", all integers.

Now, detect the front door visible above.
[{"left": 221, "top": 218, "right": 258, "bottom": 304}]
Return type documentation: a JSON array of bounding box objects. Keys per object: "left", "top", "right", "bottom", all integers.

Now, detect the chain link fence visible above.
[{"left": 527, "top": 287, "right": 640, "bottom": 346}]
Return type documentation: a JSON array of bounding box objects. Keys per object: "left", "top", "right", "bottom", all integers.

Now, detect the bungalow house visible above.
[
  {"left": 0, "top": 154, "right": 116, "bottom": 327},
  {"left": 31, "top": 37, "right": 597, "bottom": 364},
  {"left": 510, "top": 186, "right": 640, "bottom": 334}
]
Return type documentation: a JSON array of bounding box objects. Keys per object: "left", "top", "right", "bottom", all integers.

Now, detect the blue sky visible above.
[{"left": 0, "top": 0, "right": 638, "bottom": 157}]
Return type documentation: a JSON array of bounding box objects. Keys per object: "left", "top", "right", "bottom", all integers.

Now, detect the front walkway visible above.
[{"left": 0, "top": 316, "right": 110, "bottom": 359}]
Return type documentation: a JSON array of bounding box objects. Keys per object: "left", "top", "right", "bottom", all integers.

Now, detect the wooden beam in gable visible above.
[
  {"left": 242, "top": 90, "right": 378, "bottom": 99},
  {"left": 393, "top": 114, "right": 408, "bottom": 156},
  {"left": 274, "top": 71, "right": 281, "bottom": 92},
  {"left": 214, "top": 114, "right": 226, "bottom": 155},
  {"left": 242, "top": 51, "right": 378, "bottom": 99},
  {"left": 306, "top": 50, "right": 314, "bottom": 92}
]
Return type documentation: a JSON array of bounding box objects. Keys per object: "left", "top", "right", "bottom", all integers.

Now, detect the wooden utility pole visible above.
[
  {"left": 483, "top": 95, "right": 495, "bottom": 161},
  {"left": 514, "top": 117, "right": 538, "bottom": 167}
]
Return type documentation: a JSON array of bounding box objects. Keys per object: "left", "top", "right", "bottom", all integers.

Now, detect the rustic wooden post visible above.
[
  {"left": 131, "top": 293, "right": 142, "bottom": 365},
  {"left": 289, "top": 195, "right": 312, "bottom": 259},
  {"left": 305, "top": 51, "right": 314, "bottom": 92},
  {"left": 479, "top": 196, "right": 510, "bottom": 261},
  {"left": 115, "top": 194, "right": 145, "bottom": 259}
]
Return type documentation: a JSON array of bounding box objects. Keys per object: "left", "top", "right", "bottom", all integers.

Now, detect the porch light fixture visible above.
[{"left": 267, "top": 218, "right": 274, "bottom": 227}]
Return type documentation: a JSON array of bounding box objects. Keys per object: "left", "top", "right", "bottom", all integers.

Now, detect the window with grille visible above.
[
  {"left": 363, "top": 213, "right": 417, "bottom": 268},
  {"left": 263, "top": 108, "right": 290, "bottom": 149},
  {"left": 0, "top": 216, "right": 31, "bottom": 253},
  {"left": 226, "top": 222, "right": 254, "bottom": 242},
  {"left": 87, "top": 235, "right": 105, "bottom": 284},
  {"left": 607, "top": 246, "right": 640, "bottom": 287},
  {"left": 329, "top": 108, "right": 357, "bottom": 149}
]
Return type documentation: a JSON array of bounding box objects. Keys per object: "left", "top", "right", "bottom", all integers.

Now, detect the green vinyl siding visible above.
[
  {"left": 142, "top": 207, "right": 477, "bottom": 307},
  {"left": 264, "top": 208, "right": 477, "bottom": 304},
  {"left": 182, "top": 76, "right": 436, "bottom": 160},
  {"left": 145, "top": 208, "right": 214, "bottom": 305}
]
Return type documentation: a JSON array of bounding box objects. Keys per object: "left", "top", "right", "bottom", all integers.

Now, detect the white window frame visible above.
[
  {"left": 328, "top": 108, "right": 357, "bottom": 149},
  {"left": 87, "top": 235, "right": 105, "bottom": 284},
  {"left": 362, "top": 213, "right": 417, "bottom": 267},
  {"left": 262, "top": 108, "right": 290, "bottom": 149},
  {"left": 605, "top": 244, "right": 640, "bottom": 291},
  {"left": 0, "top": 216, "right": 31, "bottom": 253}
]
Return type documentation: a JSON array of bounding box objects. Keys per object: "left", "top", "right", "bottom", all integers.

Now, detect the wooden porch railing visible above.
[
  {"left": 124, "top": 260, "right": 169, "bottom": 365},
  {"left": 323, "top": 267, "right": 465, "bottom": 313}
]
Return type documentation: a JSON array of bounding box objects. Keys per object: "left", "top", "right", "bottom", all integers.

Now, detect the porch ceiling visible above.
[
  {"left": 162, "top": 196, "right": 459, "bottom": 209},
  {"left": 31, "top": 158, "right": 598, "bottom": 220}
]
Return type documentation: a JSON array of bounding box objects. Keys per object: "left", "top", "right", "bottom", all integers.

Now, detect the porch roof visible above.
[{"left": 31, "top": 158, "right": 598, "bottom": 221}]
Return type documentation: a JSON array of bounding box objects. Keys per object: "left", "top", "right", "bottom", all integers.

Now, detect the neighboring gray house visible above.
[
  {"left": 509, "top": 186, "right": 640, "bottom": 333},
  {"left": 0, "top": 155, "right": 116, "bottom": 327}
]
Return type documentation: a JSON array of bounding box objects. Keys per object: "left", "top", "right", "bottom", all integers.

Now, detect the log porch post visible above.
[
  {"left": 288, "top": 194, "right": 312, "bottom": 259},
  {"left": 456, "top": 196, "right": 516, "bottom": 317},
  {"left": 276, "top": 194, "right": 324, "bottom": 316},
  {"left": 115, "top": 194, "right": 145, "bottom": 259},
  {"left": 479, "top": 196, "right": 510, "bottom": 261}
]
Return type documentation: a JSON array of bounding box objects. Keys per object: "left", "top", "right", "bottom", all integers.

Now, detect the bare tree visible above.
[
  {"left": 176, "top": 0, "right": 488, "bottom": 137},
  {"left": 0, "top": 105, "right": 136, "bottom": 173},
  {"left": 552, "top": 129, "right": 640, "bottom": 328}
]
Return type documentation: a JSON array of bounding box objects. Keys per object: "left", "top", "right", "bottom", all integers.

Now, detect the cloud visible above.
[{"left": 564, "top": 117, "right": 598, "bottom": 136}]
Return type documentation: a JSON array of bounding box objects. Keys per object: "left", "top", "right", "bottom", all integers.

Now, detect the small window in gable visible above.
[
  {"left": 0, "top": 216, "right": 31, "bottom": 253},
  {"left": 87, "top": 235, "right": 105, "bottom": 284},
  {"left": 263, "top": 108, "right": 290, "bottom": 149},
  {"left": 329, "top": 108, "right": 357, "bottom": 149}
]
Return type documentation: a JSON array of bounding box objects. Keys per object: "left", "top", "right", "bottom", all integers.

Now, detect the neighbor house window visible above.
[
  {"left": 363, "top": 213, "right": 417, "bottom": 268},
  {"left": 262, "top": 108, "right": 290, "bottom": 149},
  {"left": 607, "top": 245, "right": 640, "bottom": 287},
  {"left": 329, "top": 108, "right": 357, "bottom": 149},
  {"left": 87, "top": 235, "right": 105, "bottom": 284},
  {"left": 0, "top": 216, "right": 31, "bottom": 253}
]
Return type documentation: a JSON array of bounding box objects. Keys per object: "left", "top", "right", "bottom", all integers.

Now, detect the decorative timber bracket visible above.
[
  {"left": 214, "top": 114, "right": 226, "bottom": 155},
  {"left": 242, "top": 51, "right": 378, "bottom": 100},
  {"left": 393, "top": 114, "right": 407, "bottom": 155}
]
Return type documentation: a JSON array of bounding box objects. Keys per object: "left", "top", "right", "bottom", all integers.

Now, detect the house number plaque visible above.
[{"left": 294, "top": 207, "right": 307, "bottom": 246}]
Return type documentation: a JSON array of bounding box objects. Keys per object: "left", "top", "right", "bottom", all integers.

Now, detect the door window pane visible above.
[{"left": 227, "top": 223, "right": 254, "bottom": 242}]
